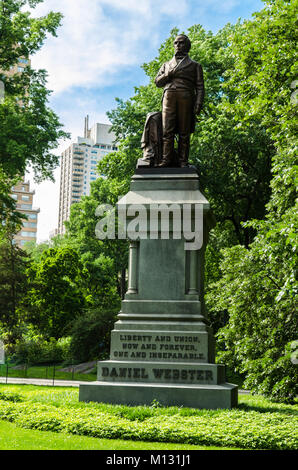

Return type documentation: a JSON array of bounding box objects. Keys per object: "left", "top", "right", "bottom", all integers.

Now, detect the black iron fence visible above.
[{"left": 0, "top": 361, "right": 97, "bottom": 386}]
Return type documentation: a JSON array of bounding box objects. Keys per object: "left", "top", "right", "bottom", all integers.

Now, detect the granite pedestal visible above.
[{"left": 79, "top": 168, "right": 238, "bottom": 409}]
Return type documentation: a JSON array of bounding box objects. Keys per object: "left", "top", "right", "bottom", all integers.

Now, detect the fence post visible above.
[
  {"left": 72, "top": 360, "right": 74, "bottom": 380},
  {"left": 5, "top": 363, "right": 8, "bottom": 384},
  {"left": 52, "top": 364, "right": 55, "bottom": 386}
]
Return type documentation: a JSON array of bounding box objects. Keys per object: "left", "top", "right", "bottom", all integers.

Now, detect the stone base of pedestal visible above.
[
  {"left": 79, "top": 381, "right": 238, "bottom": 409},
  {"left": 79, "top": 357, "right": 238, "bottom": 409},
  {"left": 79, "top": 320, "right": 238, "bottom": 409}
]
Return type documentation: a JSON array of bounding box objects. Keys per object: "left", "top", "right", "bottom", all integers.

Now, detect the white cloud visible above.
[
  {"left": 99, "top": 0, "right": 188, "bottom": 16},
  {"left": 29, "top": 0, "right": 189, "bottom": 95}
]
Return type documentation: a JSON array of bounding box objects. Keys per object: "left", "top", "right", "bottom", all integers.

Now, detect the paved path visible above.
[
  {"left": 0, "top": 377, "right": 89, "bottom": 387},
  {"left": 0, "top": 377, "right": 250, "bottom": 393}
]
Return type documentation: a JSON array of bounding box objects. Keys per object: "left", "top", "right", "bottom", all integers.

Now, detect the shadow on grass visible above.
[{"left": 237, "top": 402, "right": 298, "bottom": 415}]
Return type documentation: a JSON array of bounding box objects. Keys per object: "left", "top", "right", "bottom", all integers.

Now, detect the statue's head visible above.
[{"left": 173, "top": 35, "right": 191, "bottom": 55}]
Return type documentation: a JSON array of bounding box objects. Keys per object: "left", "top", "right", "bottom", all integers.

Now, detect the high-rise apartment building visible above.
[
  {"left": 58, "top": 117, "right": 118, "bottom": 234},
  {"left": 11, "top": 179, "right": 40, "bottom": 247}
]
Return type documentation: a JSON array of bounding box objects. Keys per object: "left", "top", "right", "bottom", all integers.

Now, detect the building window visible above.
[
  {"left": 17, "top": 66, "right": 24, "bottom": 73},
  {"left": 21, "top": 195, "right": 30, "bottom": 201},
  {"left": 21, "top": 231, "right": 36, "bottom": 237},
  {"left": 21, "top": 204, "right": 32, "bottom": 209},
  {"left": 23, "top": 222, "right": 37, "bottom": 228},
  {"left": 11, "top": 194, "right": 18, "bottom": 200}
]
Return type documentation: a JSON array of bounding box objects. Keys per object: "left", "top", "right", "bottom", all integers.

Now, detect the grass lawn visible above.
[
  {"left": 0, "top": 384, "right": 296, "bottom": 450},
  {"left": 0, "top": 419, "right": 241, "bottom": 450}
]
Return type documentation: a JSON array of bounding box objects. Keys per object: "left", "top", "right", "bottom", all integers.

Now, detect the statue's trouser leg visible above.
[
  {"left": 177, "top": 90, "right": 193, "bottom": 166},
  {"left": 162, "top": 90, "right": 177, "bottom": 164}
]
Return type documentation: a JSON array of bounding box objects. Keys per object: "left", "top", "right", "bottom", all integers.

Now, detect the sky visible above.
[{"left": 26, "top": 0, "right": 264, "bottom": 242}]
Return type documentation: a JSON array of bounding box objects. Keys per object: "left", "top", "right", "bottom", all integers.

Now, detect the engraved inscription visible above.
[
  {"left": 100, "top": 366, "right": 214, "bottom": 383},
  {"left": 112, "top": 333, "right": 207, "bottom": 362}
]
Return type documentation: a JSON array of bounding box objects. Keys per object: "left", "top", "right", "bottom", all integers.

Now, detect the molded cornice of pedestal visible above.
[{"left": 117, "top": 168, "right": 216, "bottom": 232}]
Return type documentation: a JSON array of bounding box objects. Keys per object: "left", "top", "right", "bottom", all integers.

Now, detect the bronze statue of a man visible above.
[{"left": 155, "top": 34, "right": 204, "bottom": 168}]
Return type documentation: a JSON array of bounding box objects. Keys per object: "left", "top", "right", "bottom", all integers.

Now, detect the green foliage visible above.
[
  {"left": 225, "top": 0, "right": 297, "bottom": 216},
  {"left": 0, "top": 170, "right": 24, "bottom": 232},
  {"left": 0, "top": 0, "right": 69, "bottom": 225},
  {"left": 0, "top": 70, "right": 68, "bottom": 182},
  {"left": 13, "top": 335, "right": 71, "bottom": 364},
  {"left": 23, "top": 240, "right": 51, "bottom": 263},
  {"left": 207, "top": 238, "right": 297, "bottom": 403},
  {"left": 65, "top": 177, "right": 128, "bottom": 303},
  {"left": 0, "top": 386, "right": 297, "bottom": 450},
  {"left": 22, "top": 247, "right": 86, "bottom": 339},
  {"left": 0, "top": 391, "right": 23, "bottom": 403},
  {"left": 0, "top": 235, "right": 29, "bottom": 344},
  {"left": 207, "top": 0, "right": 298, "bottom": 403},
  {"left": 69, "top": 308, "right": 118, "bottom": 362},
  {"left": 19, "top": 227, "right": 121, "bottom": 356},
  {"left": 0, "top": 420, "right": 219, "bottom": 450},
  {"left": 0, "top": 1, "right": 62, "bottom": 72}
]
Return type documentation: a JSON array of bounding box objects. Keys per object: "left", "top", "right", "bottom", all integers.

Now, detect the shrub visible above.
[
  {"left": 0, "top": 391, "right": 23, "bottom": 402},
  {"left": 69, "top": 308, "right": 117, "bottom": 362},
  {"left": 14, "top": 335, "right": 71, "bottom": 364}
]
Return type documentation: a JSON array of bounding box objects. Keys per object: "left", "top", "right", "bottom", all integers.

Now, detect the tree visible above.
[
  {"left": 207, "top": 0, "right": 298, "bottom": 402},
  {"left": 65, "top": 177, "right": 128, "bottom": 305},
  {"left": 0, "top": 230, "right": 29, "bottom": 346},
  {"left": 209, "top": 213, "right": 297, "bottom": 403},
  {"left": 0, "top": 0, "right": 69, "bottom": 225},
  {"left": 23, "top": 247, "right": 86, "bottom": 339},
  {"left": 69, "top": 308, "right": 117, "bottom": 362}
]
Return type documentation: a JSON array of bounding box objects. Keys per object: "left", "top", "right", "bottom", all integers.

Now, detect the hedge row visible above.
[{"left": 0, "top": 397, "right": 297, "bottom": 449}]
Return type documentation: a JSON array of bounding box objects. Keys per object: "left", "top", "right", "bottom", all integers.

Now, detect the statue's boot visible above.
[
  {"left": 178, "top": 134, "right": 190, "bottom": 168},
  {"left": 158, "top": 159, "right": 171, "bottom": 167},
  {"left": 158, "top": 139, "right": 173, "bottom": 167}
]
